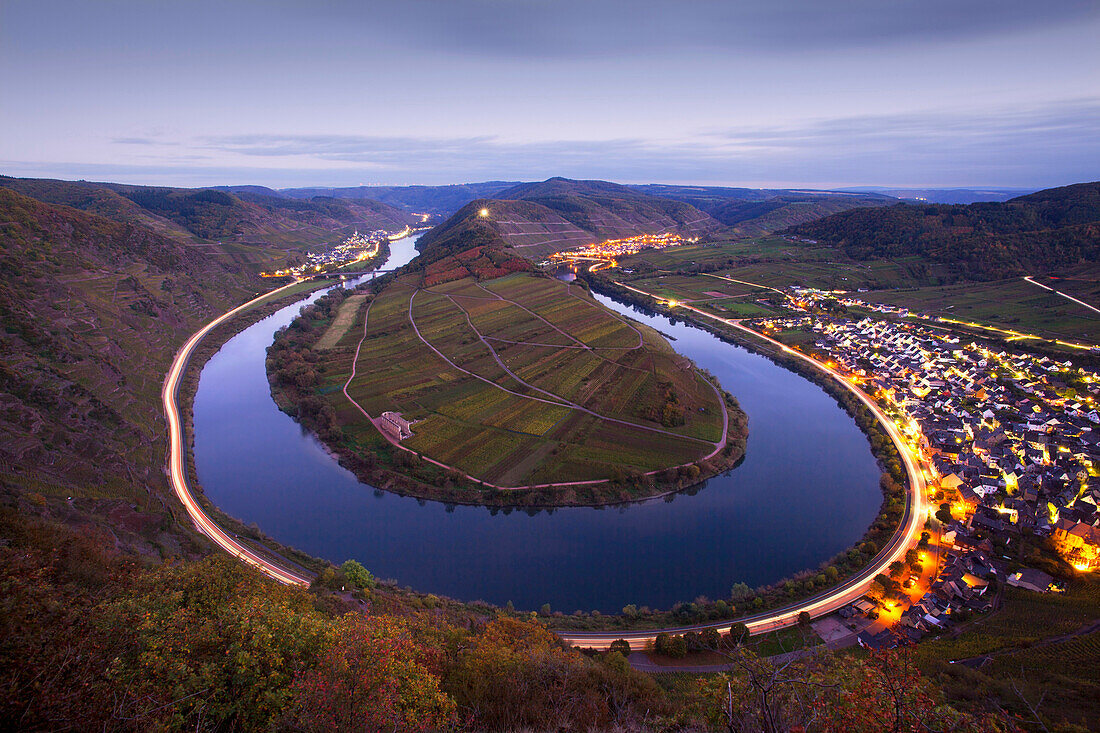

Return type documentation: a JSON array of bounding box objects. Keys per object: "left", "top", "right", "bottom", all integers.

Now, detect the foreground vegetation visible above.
[{"left": 1, "top": 507, "right": 1014, "bottom": 732}]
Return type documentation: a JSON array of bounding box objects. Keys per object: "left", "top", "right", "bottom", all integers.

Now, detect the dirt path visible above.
[
  {"left": 315, "top": 293, "right": 367, "bottom": 350},
  {"left": 412, "top": 289, "right": 719, "bottom": 447}
]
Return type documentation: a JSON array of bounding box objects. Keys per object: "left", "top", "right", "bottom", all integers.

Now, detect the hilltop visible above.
[
  {"left": 495, "top": 177, "right": 720, "bottom": 240},
  {"left": 785, "top": 181, "right": 1100, "bottom": 280},
  {"left": 415, "top": 178, "right": 723, "bottom": 262}
]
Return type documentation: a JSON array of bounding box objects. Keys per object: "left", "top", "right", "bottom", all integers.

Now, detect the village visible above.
[
  {"left": 752, "top": 297, "right": 1100, "bottom": 648},
  {"left": 543, "top": 232, "right": 697, "bottom": 271},
  {"left": 260, "top": 228, "right": 389, "bottom": 278}
]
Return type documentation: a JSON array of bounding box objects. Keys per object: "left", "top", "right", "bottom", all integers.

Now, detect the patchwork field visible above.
[
  {"left": 860, "top": 277, "right": 1100, "bottom": 343},
  {"left": 315, "top": 272, "right": 734, "bottom": 488},
  {"left": 620, "top": 238, "right": 1100, "bottom": 345}
]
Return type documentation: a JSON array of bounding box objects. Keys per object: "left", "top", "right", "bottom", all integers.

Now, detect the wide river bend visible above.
[{"left": 192, "top": 235, "right": 881, "bottom": 612}]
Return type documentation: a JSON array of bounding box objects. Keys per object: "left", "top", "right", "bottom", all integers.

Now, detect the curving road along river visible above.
[
  {"left": 555, "top": 283, "right": 928, "bottom": 648},
  {"left": 164, "top": 267, "right": 926, "bottom": 644},
  {"left": 162, "top": 281, "right": 315, "bottom": 586}
]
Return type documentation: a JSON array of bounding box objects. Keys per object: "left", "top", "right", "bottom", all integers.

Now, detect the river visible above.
[{"left": 192, "top": 234, "right": 881, "bottom": 612}]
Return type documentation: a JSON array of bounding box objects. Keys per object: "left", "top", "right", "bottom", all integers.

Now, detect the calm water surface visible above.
[{"left": 193, "top": 237, "right": 881, "bottom": 612}]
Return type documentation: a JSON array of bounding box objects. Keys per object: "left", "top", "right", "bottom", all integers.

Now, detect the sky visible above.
[{"left": 2, "top": 0, "right": 1099, "bottom": 189}]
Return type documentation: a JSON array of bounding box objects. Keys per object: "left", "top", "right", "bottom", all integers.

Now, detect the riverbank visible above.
[
  {"left": 266, "top": 278, "right": 749, "bottom": 508},
  {"left": 174, "top": 280, "right": 337, "bottom": 578},
  {"left": 537, "top": 271, "right": 913, "bottom": 632}
]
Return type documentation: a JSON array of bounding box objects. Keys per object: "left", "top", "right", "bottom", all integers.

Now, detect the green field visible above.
[
  {"left": 620, "top": 239, "right": 1100, "bottom": 345},
  {"left": 316, "top": 272, "right": 730, "bottom": 487},
  {"left": 315, "top": 292, "right": 367, "bottom": 350},
  {"left": 621, "top": 237, "right": 932, "bottom": 291},
  {"left": 860, "top": 277, "right": 1100, "bottom": 343}
]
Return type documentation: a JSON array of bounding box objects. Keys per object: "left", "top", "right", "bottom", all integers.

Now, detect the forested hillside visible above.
[
  {"left": 496, "top": 177, "right": 720, "bottom": 240},
  {"left": 0, "top": 187, "right": 261, "bottom": 556},
  {"left": 785, "top": 182, "right": 1100, "bottom": 279},
  {"left": 0, "top": 176, "right": 415, "bottom": 249},
  {"left": 279, "top": 181, "right": 519, "bottom": 215}
]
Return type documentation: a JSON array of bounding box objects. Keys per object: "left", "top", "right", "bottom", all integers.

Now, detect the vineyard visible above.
[{"left": 302, "top": 271, "right": 739, "bottom": 489}]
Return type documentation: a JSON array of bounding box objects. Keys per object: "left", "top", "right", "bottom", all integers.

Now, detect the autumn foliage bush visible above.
[{"left": 0, "top": 509, "right": 661, "bottom": 731}]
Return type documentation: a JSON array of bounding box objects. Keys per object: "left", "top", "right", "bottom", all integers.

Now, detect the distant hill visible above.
[
  {"left": 0, "top": 187, "right": 257, "bottom": 554},
  {"left": 839, "top": 187, "right": 1038, "bottom": 204},
  {"left": 629, "top": 184, "right": 895, "bottom": 236},
  {"left": 417, "top": 178, "right": 724, "bottom": 263},
  {"left": 707, "top": 194, "right": 894, "bottom": 236},
  {"left": 785, "top": 181, "right": 1100, "bottom": 279},
  {"left": 279, "top": 179, "right": 904, "bottom": 235},
  {"left": 278, "top": 181, "right": 519, "bottom": 215},
  {"left": 495, "top": 177, "right": 720, "bottom": 241},
  {"left": 0, "top": 176, "right": 415, "bottom": 249}
]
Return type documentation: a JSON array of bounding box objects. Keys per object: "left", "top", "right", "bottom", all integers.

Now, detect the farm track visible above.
[
  {"left": 337, "top": 278, "right": 731, "bottom": 490},
  {"left": 412, "top": 288, "right": 717, "bottom": 447}
]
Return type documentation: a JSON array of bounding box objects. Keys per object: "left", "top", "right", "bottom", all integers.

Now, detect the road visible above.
[
  {"left": 162, "top": 281, "right": 313, "bottom": 587},
  {"left": 1023, "top": 275, "right": 1100, "bottom": 316},
  {"left": 163, "top": 273, "right": 927, "bottom": 638},
  {"left": 557, "top": 282, "right": 929, "bottom": 649}
]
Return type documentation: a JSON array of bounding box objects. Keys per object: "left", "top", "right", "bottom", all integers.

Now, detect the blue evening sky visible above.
[{"left": 2, "top": 0, "right": 1098, "bottom": 188}]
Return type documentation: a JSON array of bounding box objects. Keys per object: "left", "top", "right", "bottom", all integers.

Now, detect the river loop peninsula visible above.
[{"left": 177, "top": 234, "right": 900, "bottom": 615}]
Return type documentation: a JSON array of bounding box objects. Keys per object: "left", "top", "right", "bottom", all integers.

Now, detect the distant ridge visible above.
[
  {"left": 0, "top": 176, "right": 415, "bottom": 248},
  {"left": 278, "top": 181, "right": 520, "bottom": 215},
  {"left": 417, "top": 178, "right": 722, "bottom": 262},
  {"left": 785, "top": 181, "right": 1100, "bottom": 279}
]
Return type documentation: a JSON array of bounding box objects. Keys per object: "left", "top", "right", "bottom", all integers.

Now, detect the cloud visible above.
[
  {"left": 12, "top": 97, "right": 1094, "bottom": 188},
  {"left": 188, "top": 99, "right": 1100, "bottom": 186},
  {"left": 334, "top": 0, "right": 1100, "bottom": 58}
]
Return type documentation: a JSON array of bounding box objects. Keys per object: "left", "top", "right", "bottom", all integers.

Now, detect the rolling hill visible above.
[
  {"left": 278, "top": 181, "right": 519, "bottom": 215},
  {"left": 784, "top": 181, "right": 1100, "bottom": 280},
  {"left": 416, "top": 178, "right": 725, "bottom": 263},
  {"left": 495, "top": 177, "right": 720, "bottom": 240},
  {"left": 0, "top": 176, "right": 416, "bottom": 253},
  {"left": 629, "top": 184, "right": 895, "bottom": 236}
]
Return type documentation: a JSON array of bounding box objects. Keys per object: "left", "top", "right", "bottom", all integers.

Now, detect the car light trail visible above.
[
  {"left": 558, "top": 283, "right": 928, "bottom": 649},
  {"left": 162, "top": 281, "right": 313, "bottom": 587}
]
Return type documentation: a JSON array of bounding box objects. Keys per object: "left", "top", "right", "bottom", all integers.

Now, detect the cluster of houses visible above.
[
  {"left": 752, "top": 309, "right": 1100, "bottom": 647},
  {"left": 809, "top": 316, "right": 1100, "bottom": 571},
  {"left": 260, "top": 229, "right": 388, "bottom": 278}
]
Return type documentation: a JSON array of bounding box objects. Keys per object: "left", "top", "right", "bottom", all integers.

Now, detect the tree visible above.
[
  {"left": 287, "top": 615, "right": 455, "bottom": 732},
  {"left": 935, "top": 502, "right": 954, "bottom": 524},
  {"left": 666, "top": 635, "right": 688, "bottom": 658},
  {"left": 730, "top": 582, "right": 753, "bottom": 600},
  {"left": 797, "top": 611, "right": 811, "bottom": 627},
  {"left": 609, "top": 639, "right": 631, "bottom": 656},
  {"left": 340, "top": 559, "right": 376, "bottom": 590},
  {"left": 727, "top": 622, "right": 750, "bottom": 646},
  {"left": 539, "top": 603, "right": 551, "bottom": 616},
  {"left": 888, "top": 560, "right": 905, "bottom": 579}
]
